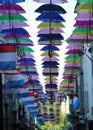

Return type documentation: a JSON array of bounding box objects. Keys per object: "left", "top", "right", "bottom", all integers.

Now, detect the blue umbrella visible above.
[
  {"left": 42, "top": 61, "right": 59, "bottom": 66},
  {"left": 42, "top": 64, "right": 58, "bottom": 68},
  {"left": 18, "top": 58, "right": 36, "bottom": 62},
  {"left": 38, "top": 33, "right": 63, "bottom": 40},
  {"left": 1, "top": 28, "right": 29, "bottom": 35},
  {"left": 35, "top": 4, "right": 66, "bottom": 14},
  {"left": 41, "top": 45, "right": 59, "bottom": 51},
  {"left": 36, "top": 13, "right": 65, "bottom": 22},
  {"left": 0, "top": 0, "right": 25, "bottom": 4},
  {"left": 43, "top": 72, "right": 58, "bottom": 76}
]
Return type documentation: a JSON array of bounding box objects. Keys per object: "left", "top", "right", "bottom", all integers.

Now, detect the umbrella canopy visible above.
[
  {"left": 42, "top": 56, "right": 59, "bottom": 61},
  {"left": 38, "top": 40, "right": 62, "bottom": 45},
  {"left": 75, "top": 3, "right": 93, "bottom": 12},
  {"left": 0, "top": 14, "right": 27, "bottom": 22},
  {"left": 0, "top": 4, "right": 25, "bottom": 14},
  {"left": 75, "top": 13, "right": 93, "bottom": 21},
  {"left": 38, "top": 33, "right": 64, "bottom": 41},
  {"left": 41, "top": 52, "right": 59, "bottom": 57},
  {"left": 66, "top": 43, "right": 83, "bottom": 49},
  {"left": 36, "top": 13, "right": 65, "bottom": 22},
  {"left": 2, "top": 28, "right": 30, "bottom": 38},
  {"left": 65, "top": 49, "right": 83, "bottom": 55},
  {"left": 33, "top": 0, "right": 68, "bottom": 4},
  {"left": 64, "top": 65, "right": 81, "bottom": 69},
  {"left": 37, "top": 22, "right": 65, "bottom": 28},
  {"left": 77, "top": 0, "right": 93, "bottom": 2},
  {"left": 35, "top": 4, "right": 66, "bottom": 14},
  {"left": 74, "top": 21, "right": 93, "bottom": 28},
  {"left": 41, "top": 45, "right": 59, "bottom": 51},
  {"left": 0, "top": 0, "right": 25, "bottom": 4},
  {"left": 17, "top": 46, "right": 34, "bottom": 54},
  {"left": 38, "top": 28, "right": 64, "bottom": 34},
  {"left": 0, "top": 22, "right": 28, "bottom": 30}
]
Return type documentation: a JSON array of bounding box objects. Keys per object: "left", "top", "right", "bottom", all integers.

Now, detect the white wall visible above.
[{"left": 82, "top": 46, "right": 93, "bottom": 119}]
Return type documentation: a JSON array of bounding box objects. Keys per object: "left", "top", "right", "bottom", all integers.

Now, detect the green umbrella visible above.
[
  {"left": 17, "top": 46, "right": 34, "bottom": 53},
  {"left": 0, "top": 14, "right": 27, "bottom": 22}
]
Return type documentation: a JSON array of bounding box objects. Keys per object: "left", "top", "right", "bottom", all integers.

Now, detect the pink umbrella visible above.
[
  {"left": 64, "top": 65, "right": 81, "bottom": 69},
  {"left": 62, "top": 74, "right": 76, "bottom": 79},
  {"left": 74, "top": 21, "right": 93, "bottom": 28},
  {"left": 61, "top": 85, "right": 74, "bottom": 88}
]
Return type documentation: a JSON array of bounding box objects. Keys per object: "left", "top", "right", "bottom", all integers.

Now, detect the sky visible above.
[{"left": 19, "top": 0, "right": 77, "bottom": 87}]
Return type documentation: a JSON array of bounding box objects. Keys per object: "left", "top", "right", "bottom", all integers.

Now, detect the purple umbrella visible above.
[
  {"left": 0, "top": 22, "right": 28, "bottom": 30},
  {"left": 0, "top": 4, "right": 25, "bottom": 14},
  {"left": 75, "top": 12, "right": 93, "bottom": 21},
  {"left": 38, "top": 28, "right": 64, "bottom": 34},
  {"left": 33, "top": 0, "right": 68, "bottom": 4}
]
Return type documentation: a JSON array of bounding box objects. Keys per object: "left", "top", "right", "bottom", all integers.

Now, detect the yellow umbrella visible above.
[
  {"left": 41, "top": 52, "right": 59, "bottom": 56},
  {"left": 75, "top": 3, "right": 93, "bottom": 12},
  {"left": 45, "top": 77, "right": 58, "bottom": 81},
  {"left": 37, "top": 22, "right": 65, "bottom": 28}
]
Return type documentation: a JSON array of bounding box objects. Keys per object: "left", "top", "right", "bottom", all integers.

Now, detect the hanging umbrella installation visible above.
[{"left": 34, "top": 0, "right": 67, "bottom": 123}]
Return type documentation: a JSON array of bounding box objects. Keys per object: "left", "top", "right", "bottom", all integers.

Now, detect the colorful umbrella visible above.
[
  {"left": 0, "top": 4, "right": 25, "bottom": 14},
  {"left": 35, "top": 4, "right": 66, "bottom": 14},
  {"left": 0, "top": 0, "right": 25, "bottom": 4},
  {"left": 33, "top": 0, "right": 68, "bottom": 4}
]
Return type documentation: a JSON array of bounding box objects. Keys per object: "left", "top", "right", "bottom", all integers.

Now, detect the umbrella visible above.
[
  {"left": 35, "top": 4, "right": 66, "bottom": 14},
  {"left": 42, "top": 56, "right": 59, "bottom": 61},
  {"left": 64, "top": 65, "right": 81, "bottom": 70},
  {"left": 33, "top": 0, "right": 68, "bottom": 4},
  {"left": 65, "top": 49, "right": 83, "bottom": 55},
  {"left": 74, "top": 21, "right": 93, "bottom": 28},
  {"left": 37, "top": 22, "right": 65, "bottom": 28},
  {"left": 0, "top": 14, "right": 27, "bottom": 22},
  {"left": 2, "top": 28, "right": 30, "bottom": 38},
  {"left": 38, "top": 40, "right": 63, "bottom": 45},
  {"left": 66, "top": 43, "right": 83, "bottom": 50},
  {"left": 0, "top": 0, "right": 25, "bottom": 4},
  {"left": 0, "top": 22, "right": 28, "bottom": 30},
  {"left": 77, "top": 0, "right": 93, "bottom": 2},
  {"left": 75, "top": 3, "right": 93, "bottom": 12},
  {"left": 38, "top": 33, "right": 64, "bottom": 41},
  {"left": 40, "top": 45, "right": 59, "bottom": 51},
  {"left": 38, "top": 28, "right": 64, "bottom": 34},
  {"left": 17, "top": 46, "right": 34, "bottom": 54},
  {"left": 36, "top": 13, "right": 65, "bottom": 22},
  {"left": 75, "top": 13, "right": 93, "bottom": 21},
  {"left": 0, "top": 4, "right": 25, "bottom": 14},
  {"left": 41, "top": 52, "right": 59, "bottom": 57}
]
